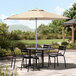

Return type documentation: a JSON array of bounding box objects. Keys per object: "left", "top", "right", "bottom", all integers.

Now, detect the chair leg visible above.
[
  {"left": 50, "top": 57, "right": 51, "bottom": 65},
  {"left": 54, "top": 57, "right": 56, "bottom": 68},
  {"left": 57, "top": 56, "right": 59, "bottom": 66},
  {"left": 13, "top": 58, "right": 16, "bottom": 69},
  {"left": 27, "top": 58, "right": 30, "bottom": 72},
  {"left": 36, "top": 59, "right": 37, "bottom": 68},
  {"left": 25, "top": 59, "right": 27, "bottom": 67},
  {"left": 33, "top": 59, "right": 35, "bottom": 71},
  {"left": 11, "top": 57, "right": 13, "bottom": 67},
  {"left": 21, "top": 58, "right": 24, "bottom": 70},
  {"left": 38, "top": 59, "right": 40, "bottom": 70},
  {"left": 63, "top": 56, "right": 66, "bottom": 68},
  {"left": 27, "top": 66, "right": 29, "bottom": 72},
  {"left": 33, "top": 58, "right": 40, "bottom": 71},
  {"left": 48, "top": 56, "right": 51, "bottom": 67},
  {"left": 27, "top": 59, "right": 29, "bottom": 72}
]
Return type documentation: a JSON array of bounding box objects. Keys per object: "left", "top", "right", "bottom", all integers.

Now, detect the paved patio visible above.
[{"left": 0, "top": 50, "right": 76, "bottom": 76}]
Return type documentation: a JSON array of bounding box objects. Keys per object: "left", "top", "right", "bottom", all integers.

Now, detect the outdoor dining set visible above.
[
  {"left": 10, "top": 45, "right": 66, "bottom": 72},
  {"left": 5, "top": 8, "right": 68, "bottom": 72}
]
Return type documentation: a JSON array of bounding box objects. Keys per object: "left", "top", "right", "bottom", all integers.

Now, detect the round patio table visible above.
[{"left": 21, "top": 48, "right": 52, "bottom": 67}]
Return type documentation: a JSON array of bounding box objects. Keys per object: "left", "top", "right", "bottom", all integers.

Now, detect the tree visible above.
[
  {"left": 63, "top": 3, "right": 76, "bottom": 40},
  {"left": 0, "top": 23, "right": 11, "bottom": 49},
  {"left": 63, "top": 3, "right": 76, "bottom": 19},
  {"left": 0, "top": 23, "right": 8, "bottom": 35},
  {"left": 0, "top": 23, "right": 9, "bottom": 39},
  {"left": 37, "top": 24, "right": 49, "bottom": 35},
  {"left": 11, "top": 30, "right": 23, "bottom": 35},
  {"left": 49, "top": 20, "right": 65, "bottom": 34},
  {"left": 37, "top": 24, "right": 46, "bottom": 33}
]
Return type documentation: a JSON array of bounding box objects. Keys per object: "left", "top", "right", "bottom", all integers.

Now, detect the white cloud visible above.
[
  {"left": 67, "top": 3, "right": 73, "bottom": 9},
  {"left": 0, "top": 14, "right": 15, "bottom": 25},
  {"left": 54, "top": 2, "right": 74, "bottom": 15},
  {"left": 54, "top": 6, "right": 65, "bottom": 15},
  {"left": 0, "top": 14, "right": 7, "bottom": 20}
]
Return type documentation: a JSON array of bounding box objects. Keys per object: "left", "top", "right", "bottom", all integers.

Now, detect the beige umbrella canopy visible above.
[
  {"left": 6, "top": 8, "right": 69, "bottom": 48},
  {"left": 6, "top": 8, "right": 69, "bottom": 20}
]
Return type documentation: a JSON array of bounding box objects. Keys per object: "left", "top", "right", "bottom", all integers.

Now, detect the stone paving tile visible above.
[{"left": 0, "top": 51, "right": 76, "bottom": 76}]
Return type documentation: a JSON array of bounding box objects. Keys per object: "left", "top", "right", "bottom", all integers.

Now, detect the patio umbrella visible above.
[{"left": 5, "top": 8, "right": 69, "bottom": 48}]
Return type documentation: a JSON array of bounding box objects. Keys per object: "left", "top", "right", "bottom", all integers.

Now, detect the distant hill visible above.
[{"left": 8, "top": 24, "right": 35, "bottom": 32}]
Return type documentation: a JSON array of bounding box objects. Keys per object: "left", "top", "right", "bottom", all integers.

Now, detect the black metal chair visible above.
[
  {"left": 57, "top": 46, "right": 66, "bottom": 68},
  {"left": 43, "top": 44, "right": 51, "bottom": 48},
  {"left": 20, "top": 48, "right": 33, "bottom": 70},
  {"left": 20, "top": 48, "right": 40, "bottom": 72},
  {"left": 48, "top": 46, "right": 66, "bottom": 68},
  {"left": 48, "top": 51, "right": 58, "bottom": 68},
  {"left": 43, "top": 44, "right": 51, "bottom": 52},
  {"left": 10, "top": 47, "right": 16, "bottom": 69},
  {"left": 32, "top": 51, "right": 40, "bottom": 71},
  {"left": 43, "top": 44, "right": 51, "bottom": 66}
]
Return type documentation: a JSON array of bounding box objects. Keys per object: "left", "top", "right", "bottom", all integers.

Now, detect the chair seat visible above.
[
  {"left": 57, "top": 53, "right": 63, "bottom": 56},
  {"left": 23, "top": 55, "right": 33, "bottom": 58},
  {"left": 49, "top": 54, "right": 57, "bottom": 57},
  {"left": 33, "top": 56, "right": 39, "bottom": 59},
  {"left": 36, "top": 53, "right": 42, "bottom": 56}
]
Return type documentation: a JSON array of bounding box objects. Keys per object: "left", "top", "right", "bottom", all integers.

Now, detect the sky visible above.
[{"left": 0, "top": 0, "right": 76, "bottom": 29}]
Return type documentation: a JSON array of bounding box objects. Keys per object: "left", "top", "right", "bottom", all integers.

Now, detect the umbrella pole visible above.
[{"left": 35, "top": 18, "right": 37, "bottom": 49}]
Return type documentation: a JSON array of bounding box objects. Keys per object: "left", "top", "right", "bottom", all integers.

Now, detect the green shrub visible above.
[
  {"left": 67, "top": 44, "right": 71, "bottom": 49},
  {"left": 46, "top": 34, "right": 55, "bottom": 39},
  {"left": 10, "top": 33, "right": 21, "bottom": 40},
  {"left": 61, "top": 42, "right": 68, "bottom": 46},
  {"left": 5, "top": 50, "right": 12, "bottom": 56},
  {"left": 37, "top": 34, "right": 45, "bottom": 39},
  {"left": 57, "top": 34, "right": 62, "bottom": 39},
  {"left": 0, "top": 65, "right": 17, "bottom": 76},
  {"left": 4, "top": 48, "right": 21, "bottom": 56},
  {"left": 0, "top": 48, "right": 7, "bottom": 57},
  {"left": 23, "top": 31, "right": 35, "bottom": 40},
  {"left": 18, "top": 34, "right": 25, "bottom": 40},
  {"left": 46, "top": 34, "right": 62, "bottom": 39},
  {"left": 14, "top": 42, "right": 26, "bottom": 48},
  {"left": 51, "top": 42, "right": 59, "bottom": 49},
  {"left": 0, "top": 39, "right": 11, "bottom": 49},
  {"left": 14, "top": 48, "right": 21, "bottom": 55},
  {"left": 70, "top": 43, "right": 76, "bottom": 49},
  {"left": 9, "top": 41, "right": 26, "bottom": 48}
]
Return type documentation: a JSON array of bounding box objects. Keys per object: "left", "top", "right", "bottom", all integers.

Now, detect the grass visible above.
[{"left": 17, "top": 39, "right": 68, "bottom": 45}]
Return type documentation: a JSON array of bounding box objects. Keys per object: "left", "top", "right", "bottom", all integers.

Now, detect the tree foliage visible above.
[
  {"left": 0, "top": 23, "right": 8, "bottom": 36},
  {"left": 63, "top": 3, "right": 76, "bottom": 39},
  {"left": 63, "top": 3, "right": 76, "bottom": 19},
  {"left": 37, "top": 24, "right": 49, "bottom": 34},
  {"left": 49, "top": 20, "right": 65, "bottom": 34},
  {"left": 0, "top": 23, "right": 11, "bottom": 49},
  {"left": 37, "top": 20, "right": 65, "bottom": 35}
]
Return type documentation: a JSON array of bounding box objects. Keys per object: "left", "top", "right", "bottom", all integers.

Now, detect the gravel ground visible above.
[{"left": 0, "top": 50, "right": 76, "bottom": 76}]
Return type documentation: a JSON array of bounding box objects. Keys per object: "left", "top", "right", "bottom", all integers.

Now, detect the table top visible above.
[{"left": 21, "top": 47, "right": 53, "bottom": 51}]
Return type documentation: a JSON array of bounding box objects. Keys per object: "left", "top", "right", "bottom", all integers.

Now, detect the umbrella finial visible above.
[{"left": 32, "top": 8, "right": 44, "bottom": 11}]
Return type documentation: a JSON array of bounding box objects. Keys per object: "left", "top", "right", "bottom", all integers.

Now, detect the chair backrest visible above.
[
  {"left": 10, "top": 47, "right": 14, "bottom": 52},
  {"left": 10, "top": 47, "right": 15, "bottom": 56},
  {"left": 58, "top": 46, "right": 66, "bottom": 55},
  {"left": 43, "top": 44, "right": 51, "bottom": 48},
  {"left": 43, "top": 44, "right": 51, "bottom": 54},
  {"left": 20, "top": 48, "right": 29, "bottom": 56}
]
